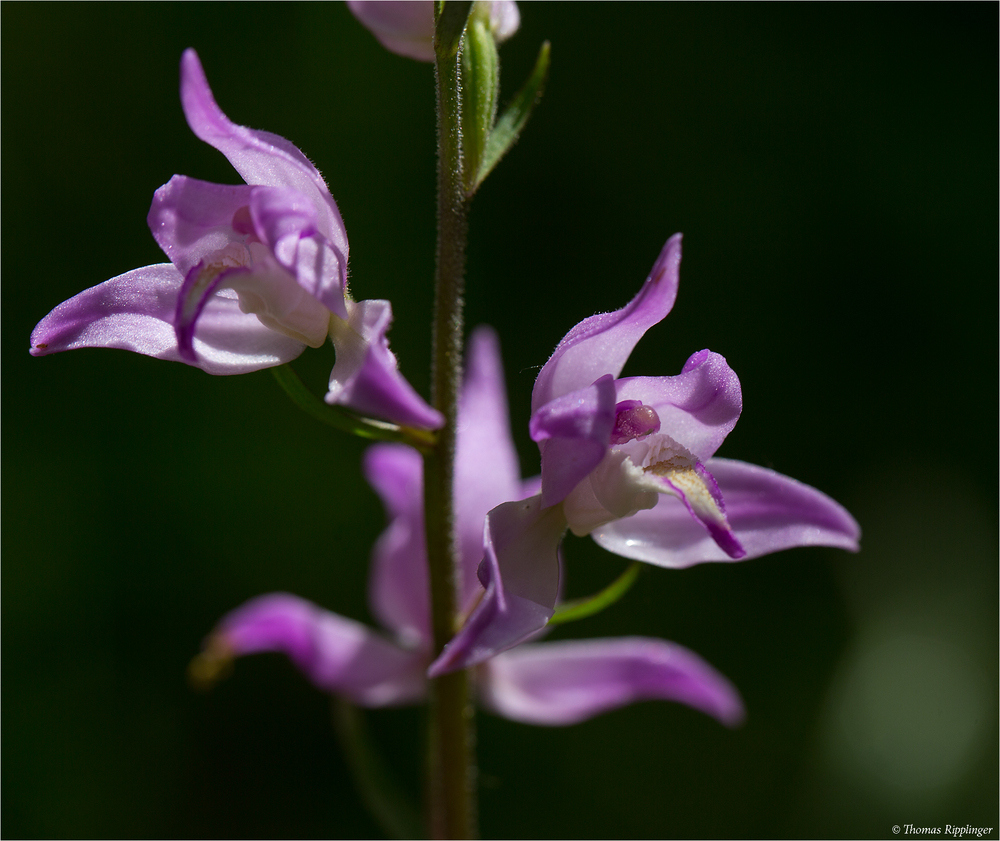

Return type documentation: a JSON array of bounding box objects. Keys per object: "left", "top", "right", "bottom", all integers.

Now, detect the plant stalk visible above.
[{"left": 424, "top": 7, "right": 477, "bottom": 839}]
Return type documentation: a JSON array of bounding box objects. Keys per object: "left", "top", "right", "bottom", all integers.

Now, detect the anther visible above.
[{"left": 611, "top": 400, "right": 661, "bottom": 445}]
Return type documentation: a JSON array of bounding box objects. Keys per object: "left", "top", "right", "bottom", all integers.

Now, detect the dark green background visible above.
[{"left": 4, "top": 3, "right": 997, "bottom": 838}]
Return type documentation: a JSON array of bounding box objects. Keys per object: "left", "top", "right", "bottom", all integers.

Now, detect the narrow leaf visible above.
[
  {"left": 271, "top": 365, "right": 436, "bottom": 450},
  {"left": 549, "top": 561, "right": 642, "bottom": 625},
  {"left": 473, "top": 40, "right": 551, "bottom": 192},
  {"left": 461, "top": 15, "right": 501, "bottom": 192}
]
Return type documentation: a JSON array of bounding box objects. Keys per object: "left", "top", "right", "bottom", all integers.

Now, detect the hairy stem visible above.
[{"left": 424, "top": 5, "right": 477, "bottom": 839}]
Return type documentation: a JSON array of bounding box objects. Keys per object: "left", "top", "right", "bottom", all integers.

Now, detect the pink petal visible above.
[
  {"left": 363, "top": 444, "right": 431, "bottom": 648},
  {"left": 347, "top": 1, "right": 436, "bottom": 62},
  {"left": 178, "top": 49, "right": 349, "bottom": 262},
  {"left": 248, "top": 186, "right": 347, "bottom": 318},
  {"left": 489, "top": 1, "right": 521, "bottom": 42},
  {"left": 326, "top": 298, "right": 444, "bottom": 430},
  {"left": 480, "top": 636, "right": 745, "bottom": 726},
  {"left": 212, "top": 593, "right": 427, "bottom": 707},
  {"left": 530, "top": 375, "right": 618, "bottom": 508},
  {"left": 531, "top": 234, "right": 682, "bottom": 413},
  {"left": 592, "top": 457, "right": 861, "bottom": 568},
  {"left": 428, "top": 495, "right": 566, "bottom": 676},
  {"left": 29, "top": 264, "right": 303, "bottom": 375},
  {"left": 148, "top": 175, "right": 255, "bottom": 276},
  {"left": 614, "top": 348, "right": 743, "bottom": 462},
  {"left": 347, "top": 1, "right": 520, "bottom": 61},
  {"left": 455, "top": 327, "right": 525, "bottom": 606}
]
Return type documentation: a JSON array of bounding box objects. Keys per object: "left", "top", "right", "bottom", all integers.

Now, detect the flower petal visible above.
[
  {"left": 614, "top": 348, "right": 742, "bottom": 462},
  {"left": 347, "top": 1, "right": 436, "bottom": 62},
  {"left": 643, "top": 456, "right": 746, "bottom": 559},
  {"left": 531, "top": 234, "right": 682, "bottom": 412},
  {"left": 29, "top": 264, "right": 304, "bottom": 374},
  {"left": 591, "top": 457, "right": 861, "bottom": 568},
  {"left": 248, "top": 186, "right": 347, "bottom": 318},
  {"left": 455, "top": 327, "right": 525, "bottom": 607},
  {"left": 363, "top": 444, "right": 431, "bottom": 648},
  {"left": 428, "top": 495, "right": 566, "bottom": 676},
  {"left": 348, "top": 1, "right": 520, "bottom": 62},
  {"left": 178, "top": 49, "right": 349, "bottom": 261},
  {"left": 530, "top": 375, "right": 618, "bottom": 508},
  {"left": 151, "top": 176, "right": 347, "bottom": 322},
  {"left": 209, "top": 593, "right": 427, "bottom": 707},
  {"left": 148, "top": 175, "right": 255, "bottom": 276},
  {"left": 326, "top": 298, "right": 444, "bottom": 429},
  {"left": 480, "top": 636, "right": 745, "bottom": 726},
  {"left": 489, "top": 0, "right": 521, "bottom": 42}
]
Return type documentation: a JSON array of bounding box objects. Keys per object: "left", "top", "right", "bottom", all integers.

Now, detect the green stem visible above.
[
  {"left": 549, "top": 561, "right": 643, "bottom": 625},
  {"left": 332, "top": 698, "right": 423, "bottom": 840},
  {"left": 424, "top": 4, "right": 476, "bottom": 839},
  {"left": 271, "top": 365, "right": 436, "bottom": 451}
]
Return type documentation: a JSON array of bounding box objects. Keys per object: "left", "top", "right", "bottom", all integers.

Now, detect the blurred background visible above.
[{"left": 3, "top": 3, "right": 996, "bottom": 838}]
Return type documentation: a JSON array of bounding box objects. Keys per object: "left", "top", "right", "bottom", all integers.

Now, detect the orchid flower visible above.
[
  {"left": 30, "top": 49, "right": 442, "bottom": 430},
  {"left": 347, "top": 1, "right": 520, "bottom": 62},
  {"left": 431, "top": 235, "right": 861, "bottom": 674},
  {"left": 193, "top": 327, "right": 744, "bottom": 727}
]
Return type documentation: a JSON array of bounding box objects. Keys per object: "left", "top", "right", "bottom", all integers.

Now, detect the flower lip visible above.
[{"left": 175, "top": 246, "right": 254, "bottom": 361}]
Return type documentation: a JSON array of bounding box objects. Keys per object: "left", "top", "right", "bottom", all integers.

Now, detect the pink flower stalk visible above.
[
  {"left": 347, "top": 0, "right": 520, "bottom": 61},
  {"left": 431, "top": 235, "right": 861, "bottom": 674},
  {"left": 197, "top": 328, "right": 744, "bottom": 727},
  {"left": 30, "top": 49, "right": 442, "bottom": 430}
]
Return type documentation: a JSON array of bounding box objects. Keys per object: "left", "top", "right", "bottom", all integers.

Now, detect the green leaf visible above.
[
  {"left": 271, "top": 365, "right": 436, "bottom": 451},
  {"left": 434, "top": 0, "right": 474, "bottom": 60},
  {"left": 461, "top": 14, "right": 500, "bottom": 192},
  {"left": 549, "top": 560, "right": 642, "bottom": 625},
  {"left": 473, "top": 40, "right": 551, "bottom": 193}
]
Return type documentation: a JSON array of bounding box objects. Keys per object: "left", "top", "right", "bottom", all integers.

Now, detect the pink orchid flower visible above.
[
  {"left": 431, "top": 235, "right": 861, "bottom": 674},
  {"left": 30, "top": 49, "right": 441, "bottom": 430},
  {"left": 198, "top": 327, "right": 744, "bottom": 727}
]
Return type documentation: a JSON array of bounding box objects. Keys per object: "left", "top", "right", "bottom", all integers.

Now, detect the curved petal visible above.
[
  {"left": 480, "top": 636, "right": 745, "bottom": 726},
  {"left": 645, "top": 456, "right": 746, "bottom": 559},
  {"left": 455, "top": 326, "right": 524, "bottom": 607},
  {"left": 248, "top": 186, "right": 347, "bottom": 318},
  {"left": 531, "top": 234, "right": 682, "bottom": 412},
  {"left": 489, "top": 0, "right": 521, "bottom": 42},
  {"left": 326, "top": 298, "right": 444, "bottom": 430},
  {"left": 29, "top": 264, "right": 304, "bottom": 375},
  {"left": 614, "top": 349, "right": 742, "bottom": 461},
  {"left": 591, "top": 457, "right": 861, "bottom": 568},
  {"left": 178, "top": 49, "right": 349, "bottom": 259},
  {"left": 209, "top": 593, "right": 427, "bottom": 707},
  {"left": 530, "top": 375, "right": 618, "bottom": 508},
  {"left": 174, "top": 242, "right": 328, "bottom": 365},
  {"left": 151, "top": 178, "right": 347, "bottom": 322},
  {"left": 428, "top": 495, "right": 566, "bottom": 676},
  {"left": 148, "top": 175, "right": 255, "bottom": 275},
  {"left": 347, "top": 1, "right": 436, "bottom": 62},
  {"left": 363, "top": 444, "right": 431, "bottom": 648}
]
